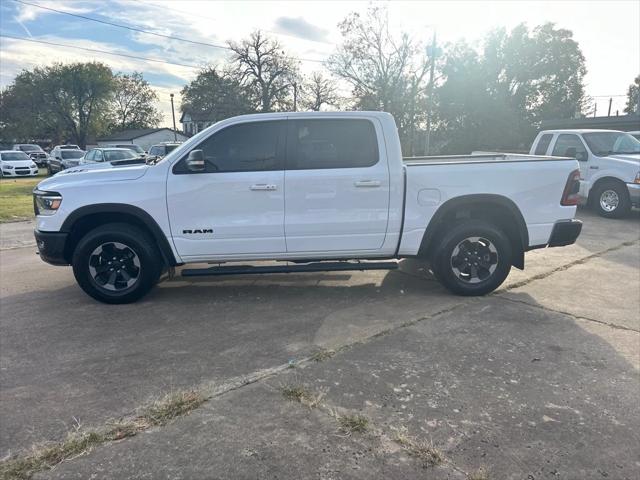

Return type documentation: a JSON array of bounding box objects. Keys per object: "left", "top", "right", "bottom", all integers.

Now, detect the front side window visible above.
[
  {"left": 174, "top": 121, "right": 284, "bottom": 174},
  {"left": 534, "top": 134, "right": 553, "bottom": 155},
  {"left": 582, "top": 132, "right": 640, "bottom": 156},
  {"left": 288, "top": 119, "right": 379, "bottom": 170},
  {"left": 552, "top": 134, "right": 588, "bottom": 159},
  {"left": 94, "top": 150, "right": 104, "bottom": 162},
  {"left": 84, "top": 150, "right": 95, "bottom": 161}
]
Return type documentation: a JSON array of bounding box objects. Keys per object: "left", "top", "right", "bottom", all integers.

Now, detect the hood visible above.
[
  {"left": 608, "top": 153, "right": 640, "bottom": 165},
  {"left": 1, "top": 159, "right": 36, "bottom": 167},
  {"left": 37, "top": 163, "right": 149, "bottom": 191}
]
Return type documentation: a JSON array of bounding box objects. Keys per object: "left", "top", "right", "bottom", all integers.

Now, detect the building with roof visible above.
[
  {"left": 179, "top": 111, "right": 219, "bottom": 136},
  {"left": 97, "top": 128, "right": 189, "bottom": 151}
]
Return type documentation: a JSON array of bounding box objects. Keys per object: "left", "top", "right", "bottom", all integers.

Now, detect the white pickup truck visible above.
[
  {"left": 530, "top": 129, "right": 640, "bottom": 217},
  {"left": 34, "top": 112, "right": 582, "bottom": 304}
]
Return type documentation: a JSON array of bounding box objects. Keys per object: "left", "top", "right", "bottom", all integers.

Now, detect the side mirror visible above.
[{"left": 186, "top": 150, "right": 205, "bottom": 172}]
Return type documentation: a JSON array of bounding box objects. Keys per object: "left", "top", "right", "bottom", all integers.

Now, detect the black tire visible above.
[
  {"left": 72, "top": 223, "right": 163, "bottom": 304},
  {"left": 592, "top": 180, "right": 630, "bottom": 218},
  {"left": 431, "top": 220, "right": 512, "bottom": 296}
]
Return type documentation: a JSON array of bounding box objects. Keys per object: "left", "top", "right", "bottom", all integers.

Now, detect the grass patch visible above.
[
  {"left": 0, "top": 390, "right": 206, "bottom": 480},
  {"left": 281, "top": 385, "right": 324, "bottom": 409},
  {"left": 0, "top": 175, "right": 43, "bottom": 223},
  {"left": 310, "top": 349, "right": 335, "bottom": 362},
  {"left": 468, "top": 467, "right": 489, "bottom": 480},
  {"left": 338, "top": 414, "right": 369, "bottom": 434},
  {"left": 393, "top": 430, "right": 443, "bottom": 468}
]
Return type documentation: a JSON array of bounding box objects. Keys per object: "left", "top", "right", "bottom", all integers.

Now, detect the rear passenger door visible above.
[{"left": 284, "top": 118, "right": 390, "bottom": 253}]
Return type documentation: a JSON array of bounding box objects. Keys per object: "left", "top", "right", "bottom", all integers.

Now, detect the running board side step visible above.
[{"left": 181, "top": 261, "right": 399, "bottom": 277}]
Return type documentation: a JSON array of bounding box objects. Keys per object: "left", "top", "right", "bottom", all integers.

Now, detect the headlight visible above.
[
  {"left": 31, "top": 163, "right": 37, "bottom": 168},
  {"left": 33, "top": 189, "right": 62, "bottom": 216},
  {"left": 4, "top": 165, "right": 14, "bottom": 169},
  {"left": 634, "top": 172, "right": 640, "bottom": 184}
]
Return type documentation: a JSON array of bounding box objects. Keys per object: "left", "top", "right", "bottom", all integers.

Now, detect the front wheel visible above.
[
  {"left": 431, "top": 220, "right": 512, "bottom": 296},
  {"left": 72, "top": 223, "right": 163, "bottom": 304},
  {"left": 592, "top": 181, "right": 630, "bottom": 218}
]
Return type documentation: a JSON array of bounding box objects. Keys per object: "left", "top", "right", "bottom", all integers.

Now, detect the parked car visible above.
[
  {"left": 79, "top": 147, "right": 144, "bottom": 167},
  {"left": 47, "top": 148, "right": 85, "bottom": 174},
  {"left": 12, "top": 144, "right": 48, "bottom": 167},
  {"left": 105, "top": 144, "right": 146, "bottom": 158},
  {"left": 0, "top": 150, "right": 39, "bottom": 177},
  {"left": 530, "top": 129, "right": 640, "bottom": 217},
  {"left": 33, "top": 112, "right": 582, "bottom": 304},
  {"left": 147, "top": 142, "right": 181, "bottom": 161}
]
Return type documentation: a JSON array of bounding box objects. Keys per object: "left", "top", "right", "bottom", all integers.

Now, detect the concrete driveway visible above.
[{"left": 1, "top": 209, "right": 638, "bottom": 479}]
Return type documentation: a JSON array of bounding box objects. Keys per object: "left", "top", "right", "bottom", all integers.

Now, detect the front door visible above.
[
  {"left": 284, "top": 118, "right": 390, "bottom": 253},
  {"left": 167, "top": 120, "right": 287, "bottom": 258}
]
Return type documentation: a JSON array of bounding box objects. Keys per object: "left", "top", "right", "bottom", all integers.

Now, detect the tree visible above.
[
  {"left": 228, "top": 31, "right": 299, "bottom": 112},
  {"left": 36, "top": 62, "right": 114, "bottom": 148},
  {"left": 111, "top": 72, "right": 162, "bottom": 131},
  {"left": 180, "top": 67, "right": 254, "bottom": 121},
  {"left": 435, "top": 23, "right": 587, "bottom": 154},
  {"left": 301, "top": 72, "right": 339, "bottom": 111},
  {"left": 327, "top": 6, "right": 432, "bottom": 154},
  {"left": 624, "top": 75, "right": 639, "bottom": 114}
]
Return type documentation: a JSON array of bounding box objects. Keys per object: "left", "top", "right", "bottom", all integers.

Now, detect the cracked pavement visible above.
[{"left": 1, "top": 208, "right": 639, "bottom": 479}]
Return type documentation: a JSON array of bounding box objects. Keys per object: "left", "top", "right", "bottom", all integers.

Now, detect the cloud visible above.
[{"left": 274, "top": 16, "right": 329, "bottom": 43}]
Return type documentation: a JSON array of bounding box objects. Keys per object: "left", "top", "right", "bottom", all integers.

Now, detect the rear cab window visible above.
[
  {"left": 534, "top": 134, "right": 553, "bottom": 155},
  {"left": 287, "top": 119, "right": 379, "bottom": 170}
]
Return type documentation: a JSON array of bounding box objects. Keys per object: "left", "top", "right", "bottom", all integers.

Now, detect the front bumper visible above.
[
  {"left": 34, "top": 230, "right": 69, "bottom": 265},
  {"left": 2, "top": 167, "right": 38, "bottom": 177},
  {"left": 627, "top": 183, "right": 640, "bottom": 207},
  {"left": 548, "top": 219, "right": 582, "bottom": 247}
]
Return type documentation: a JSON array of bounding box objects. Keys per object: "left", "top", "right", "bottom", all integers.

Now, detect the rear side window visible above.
[
  {"left": 174, "top": 121, "right": 285, "bottom": 174},
  {"left": 288, "top": 119, "right": 378, "bottom": 170},
  {"left": 534, "top": 134, "right": 553, "bottom": 155},
  {"left": 552, "top": 134, "right": 588, "bottom": 158}
]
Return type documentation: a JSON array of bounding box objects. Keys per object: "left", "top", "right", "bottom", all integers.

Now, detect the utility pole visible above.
[
  {"left": 593, "top": 102, "right": 597, "bottom": 118},
  {"left": 170, "top": 93, "right": 177, "bottom": 141},
  {"left": 424, "top": 32, "right": 437, "bottom": 156},
  {"left": 607, "top": 97, "right": 612, "bottom": 117},
  {"left": 293, "top": 82, "right": 298, "bottom": 112}
]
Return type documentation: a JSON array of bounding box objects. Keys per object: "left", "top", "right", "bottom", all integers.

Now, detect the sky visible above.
[{"left": 0, "top": 0, "right": 638, "bottom": 128}]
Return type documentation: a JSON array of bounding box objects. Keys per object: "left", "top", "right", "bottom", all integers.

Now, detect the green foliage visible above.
[
  {"left": 180, "top": 67, "right": 255, "bottom": 120},
  {"left": 435, "top": 23, "right": 587, "bottom": 154},
  {"left": 111, "top": 72, "right": 162, "bottom": 130},
  {"left": 624, "top": 75, "right": 639, "bottom": 114}
]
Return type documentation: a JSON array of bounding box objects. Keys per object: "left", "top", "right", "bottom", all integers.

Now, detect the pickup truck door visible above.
[
  {"left": 284, "top": 118, "right": 390, "bottom": 252},
  {"left": 551, "top": 133, "right": 592, "bottom": 185},
  {"left": 166, "top": 120, "right": 287, "bottom": 257}
]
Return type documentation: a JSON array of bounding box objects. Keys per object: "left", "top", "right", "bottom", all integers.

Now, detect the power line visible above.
[
  {"left": 11, "top": 0, "right": 326, "bottom": 64},
  {"left": 0, "top": 34, "right": 201, "bottom": 69}
]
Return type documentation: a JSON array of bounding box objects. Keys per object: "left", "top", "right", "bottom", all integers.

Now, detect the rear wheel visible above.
[
  {"left": 431, "top": 220, "right": 512, "bottom": 296},
  {"left": 72, "top": 223, "right": 163, "bottom": 304},
  {"left": 592, "top": 180, "right": 630, "bottom": 218}
]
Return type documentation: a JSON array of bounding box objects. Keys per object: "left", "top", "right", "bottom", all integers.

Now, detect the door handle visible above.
[
  {"left": 354, "top": 180, "right": 381, "bottom": 188},
  {"left": 589, "top": 166, "right": 599, "bottom": 170},
  {"left": 250, "top": 184, "right": 277, "bottom": 191}
]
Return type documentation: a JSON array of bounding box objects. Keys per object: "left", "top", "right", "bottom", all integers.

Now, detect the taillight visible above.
[{"left": 561, "top": 169, "right": 581, "bottom": 206}]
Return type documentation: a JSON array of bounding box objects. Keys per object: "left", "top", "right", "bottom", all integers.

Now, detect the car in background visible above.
[
  {"left": 629, "top": 131, "right": 640, "bottom": 141},
  {"left": 147, "top": 142, "right": 181, "bottom": 161},
  {"left": 106, "top": 144, "right": 146, "bottom": 158},
  {"left": 12, "top": 144, "right": 48, "bottom": 167},
  {"left": 76, "top": 147, "right": 145, "bottom": 170},
  {"left": 530, "top": 129, "right": 640, "bottom": 217},
  {"left": 0, "top": 150, "right": 39, "bottom": 177},
  {"left": 47, "top": 148, "right": 85, "bottom": 175}
]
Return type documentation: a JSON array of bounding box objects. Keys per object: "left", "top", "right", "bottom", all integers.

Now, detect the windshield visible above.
[
  {"left": 104, "top": 150, "right": 136, "bottom": 161},
  {"left": 582, "top": 132, "right": 640, "bottom": 156},
  {"left": 1, "top": 152, "right": 31, "bottom": 161},
  {"left": 18, "top": 145, "right": 41, "bottom": 152},
  {"left": 118, "top": 145, "right": 144, "bottom": 154},
  {"left": 61, "top": 150, "right": 84, "bottom": 159},
  {"left": 60, "top": 145, "right": 79, "bottom": 150}
]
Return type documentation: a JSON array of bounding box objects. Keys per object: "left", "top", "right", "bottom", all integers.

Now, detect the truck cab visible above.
[{"left": 530, "top": 129, "right": 640, "bottom": 217}]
